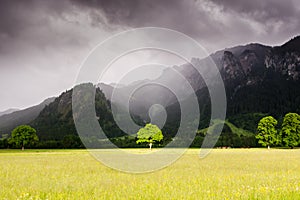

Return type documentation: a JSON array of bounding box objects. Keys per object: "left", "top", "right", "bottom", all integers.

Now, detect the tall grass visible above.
[{"left": 0, "top": 149, "right": 300, "bottom": 199}]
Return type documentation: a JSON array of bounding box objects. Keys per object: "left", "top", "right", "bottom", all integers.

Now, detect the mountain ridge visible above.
[
  {"left": 0, "top": 97, "right": 55, "bottom": 134},
  {"left": 1, "top": 35, "right": 300, "bottom": 148}
]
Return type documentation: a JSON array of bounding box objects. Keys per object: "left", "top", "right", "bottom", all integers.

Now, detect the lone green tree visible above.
[
  {"left": 256, "top": 116, "right": 278, "bottom": 149},
  {"left": 281, "top": 113, "right": 300, "bottom": 148},
  {"left": 136, "top": 123, "right": 163, "bottom": 150},
  {"left": 9, "top": 125, "right": 39, "bottom": 150}
]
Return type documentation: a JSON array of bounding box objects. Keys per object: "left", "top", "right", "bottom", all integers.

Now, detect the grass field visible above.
[{"left": 1, "top": 149, "right": 300, "bottom": 200}]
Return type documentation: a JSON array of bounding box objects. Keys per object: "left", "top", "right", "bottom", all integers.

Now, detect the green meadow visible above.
[{"left": 1, "top": 149, "right": 300, "bottom": 200}]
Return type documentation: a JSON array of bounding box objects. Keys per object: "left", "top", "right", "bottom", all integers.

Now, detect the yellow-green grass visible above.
[{"left": 1, "top": 149, "right": 300, "bottom": 200}]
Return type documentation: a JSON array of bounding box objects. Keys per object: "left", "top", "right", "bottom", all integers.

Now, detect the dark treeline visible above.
[{"left": 1, "top": 81, "right": 300, "bottom": 149}]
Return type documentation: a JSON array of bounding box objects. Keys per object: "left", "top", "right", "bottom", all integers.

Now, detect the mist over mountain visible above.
[
  {"left": 1, "top": 35, "right": 300, "bottom": 148},
  {"left": 99, "top": 36, "right": 300, "bottom": 128}
]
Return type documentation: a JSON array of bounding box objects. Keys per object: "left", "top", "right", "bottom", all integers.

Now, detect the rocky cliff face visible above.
[
  {"left": 214, "top": 37, "right": 300, "bottom": 96},
  {"left": 218, "top": 47, "right": 266, "bottom": 94},
  {"left": 265, "top": 51, "right": 300, "bottom": 80},
  {"left": 222, "top": 51, "right": 245, "bottom": 81}
]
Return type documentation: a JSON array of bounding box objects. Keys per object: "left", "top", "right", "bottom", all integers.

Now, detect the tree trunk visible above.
[
  {"left": 22, "top": 140, "right": 25, "bottom": 151},
  {"left": 267, "top": 145, "right": 270, "bottom": 150},
  {"left": 149, "top": 142, "right": 152, "bottom": 150}
]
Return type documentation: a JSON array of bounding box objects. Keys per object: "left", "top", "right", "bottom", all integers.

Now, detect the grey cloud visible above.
[
  {"left": 211, "top": 0, "right": 299, "bottom": 22},
  {"left": 210, "top": 0, "right": 300, "bottom": 42},
  {"left": 1, "top": 0, "right": 300, "bottom": 53},
  {"left": 0, "top": 0, "right": 89, "bottom": 56},
  {"left": 0, "top": 0, "right": 299, "bottom": 111},
  {"left": 1, "top": 0, "right": 299, "bottom": 55},
  {"left": 70, "top": 0, "right": 223, "bottom": 39},
  {"left": 70, "top": 0, "right": 300, "bottom": 51},
  {"left": 0, "top": 0, "right": 68, "bottom": 37}
]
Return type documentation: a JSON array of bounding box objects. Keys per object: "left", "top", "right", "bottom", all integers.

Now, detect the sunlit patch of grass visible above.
[{"left": 0, "top": 149, "right": 300, "bottom": 199}]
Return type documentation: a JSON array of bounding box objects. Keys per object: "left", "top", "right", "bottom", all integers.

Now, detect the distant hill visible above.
[
  {"left": 0, "top": 108, "right": 20, "bottom": 117},
  {"left": 0, "top": 97, "right": 55, "bottom": 134},
  {"left": 195, "top": 120, "right": 257, "bottom": 148},
  {"left": 31, "top": 84, "right": 126, "bottom": 141},
  {"left": 198, "top": 120, "right": 254, "bottom": 137}
]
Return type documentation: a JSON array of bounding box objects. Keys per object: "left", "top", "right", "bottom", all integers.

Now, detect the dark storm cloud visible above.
[
  {"left": 70, "top": 0, "right": 221, "bottom": 38},
  {"left": 0, "top": 0, "right": 89, "bottom": 56},
  {"left": 0, "top": 0, "right": 299, "bottom": 111},
  {"left": 1, "top": 0, "right": 299, "bottom": 55},
  {"left": 0, "top": 0, "right": 67, "bottom": 37},
  {"left": 69, "top": 0, "right": 300, "bottom": 50},
  {"left": 210, "top": 0, "right": 300, "bottom": 44},
  {"left": 71, "top": 0, "right": 300, "bottom": 28},
  {"left": 211, "top": 0, "right": 299, "bottom": 22}
]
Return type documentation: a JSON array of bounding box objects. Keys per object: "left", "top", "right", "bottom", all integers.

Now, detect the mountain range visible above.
[{"left": 1, "top": 35, "right": 300, "bottom": 147}]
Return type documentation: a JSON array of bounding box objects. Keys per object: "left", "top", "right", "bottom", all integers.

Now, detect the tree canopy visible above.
[
  {"left": 9, "top": 125, "right": 39, "bottom": 150},
  {"left": 281, "top": 113, "right": 300, "bottom": 148},
  {"left": 136, "top": 124, "right": 163, "bottom": 149},
  {"left": 256, "top": 116, "right": 278, "bottom": 149}
]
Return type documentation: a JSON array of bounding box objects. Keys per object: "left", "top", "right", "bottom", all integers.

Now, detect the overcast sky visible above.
[{"left": 0, "top": 0, "right": 299, "bottom": 111}]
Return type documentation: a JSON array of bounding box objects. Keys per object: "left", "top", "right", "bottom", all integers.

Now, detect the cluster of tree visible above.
[
  {"left": 1, "top": 123, "right": 165, "bottom": 150},
  {"left": 0, "top": 125, "right": 85, "bottom": 149},
  {"left": 112, "top": 121, "right": 258, "bottom": 149},
  {"left": 256, "top": 113, "right": 300, "bottom": 149},
  {"left": 0, "top": 121, "right": 257, "bottom": 149},
  {"left": 3, "top": 112, "right": 300, "bottom": 150}
]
